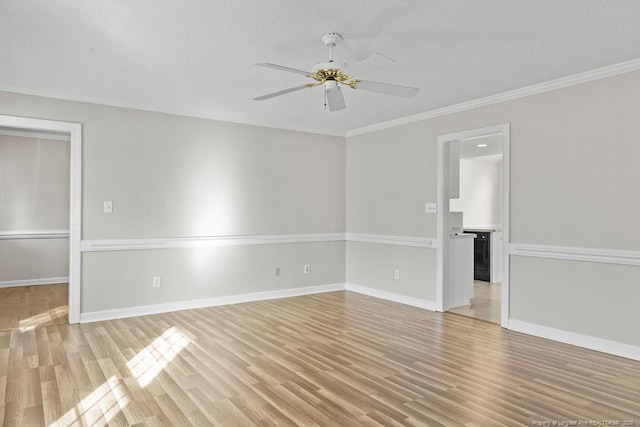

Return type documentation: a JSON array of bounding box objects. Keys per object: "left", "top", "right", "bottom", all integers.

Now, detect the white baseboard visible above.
[
  {"left": 80, "top": 282, "right": 345, "bottom": 323},
  {"left": 509, "top": 319, "right": 640, "bottom": 362},
  {"left": 0, "top": 277, "right": 69, "bottom": 288},
  {"left": 345, "top": 283, "right": 437, "bottom": 311}
]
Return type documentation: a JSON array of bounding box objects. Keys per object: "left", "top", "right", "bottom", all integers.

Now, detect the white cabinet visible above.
[{"left": 448, "top": 233, "right": 475, "bottom": 308}]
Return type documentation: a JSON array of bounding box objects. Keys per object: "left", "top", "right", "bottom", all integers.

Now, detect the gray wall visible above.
[
  {"left": 510, "top": 256, "right": 640, "bottom": 345},
  {"left": 347, "top": 70, "right": 640, "bottom": 347},
  {"left": 3, "top": 68, "right": 639, "bottom": 350},
  {"left": 346, "top": 242, "right": 435, "bottom": 301},
  {"left": 83, "top": 242, "right": 344, "bottom": 312},
  {"left": 0, "top": 91, "right": 346, "bottom": 313},
  {"left": 0, "top": 239, "right": 69, "bottom": 283},
  {"left": 0, "top": 134, "right": 69, "bottom": 283}
]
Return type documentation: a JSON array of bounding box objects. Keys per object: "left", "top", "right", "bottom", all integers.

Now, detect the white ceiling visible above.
[
  {"left": 3, "top": 1, "right": 640, "bottom": 136},
  {"left": 459, "top": 134, "right": 503, "bottom": 159}
]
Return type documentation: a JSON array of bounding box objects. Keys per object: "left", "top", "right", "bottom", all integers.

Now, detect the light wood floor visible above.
[
  {"left": 449, "top": 281, "right": 501, "bottom": 324},
  {"left": 1, "top": 291, "right": 640, "bottom": 426},
  {"left": 0, "top": 284, "right": 68, "bottom": 332}
]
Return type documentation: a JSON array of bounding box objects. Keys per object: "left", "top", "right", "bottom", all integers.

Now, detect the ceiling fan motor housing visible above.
[{"left": 313, "top": 62, "right": 342, "bottom": 72}]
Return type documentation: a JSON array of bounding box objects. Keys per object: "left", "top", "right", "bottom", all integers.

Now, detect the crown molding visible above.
[
  {"left": 346, "top": 57, "right": 640, "bottom": 137},
  {"left": 0, "top": 85, "right": 346, "bottom": 138},
  {"left": 4, "top": 57, "right": 640, "bottom": 139}
]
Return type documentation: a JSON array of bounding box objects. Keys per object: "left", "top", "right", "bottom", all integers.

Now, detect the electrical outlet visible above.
[
  {"left": 152, "top": 276, "right": 161, "bottom": 288},
  {"left": 304, "top": 264, "right": 310, "bottom": 274},
  {"left": 394, "top": 269, "right": 400, "bottom": 280},
  {"left": 104, "top": 201, "right": 113, "bottom": 213},
  {"left": 275, "top": 267, "right": 281, "bottom": 277},
  {"left": 425, "top": 203, "right": 437, "bottom": 214}
]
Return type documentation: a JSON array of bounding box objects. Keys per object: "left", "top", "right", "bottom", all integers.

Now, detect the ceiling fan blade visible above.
[
  {"left": 253, "top": 85, "right": 309, "bottom": 101},
  {"left": 341, "top": 53, "right": 395, "bottom": 76},
  {"left": 355, "top": 80, "right": 419, "bottom": 98},
  {"left": 326, "top": 86, "right": 346, "bottom": 112},
  {"left": 255, "top": 63, "right": 312, "bottom": 77}
]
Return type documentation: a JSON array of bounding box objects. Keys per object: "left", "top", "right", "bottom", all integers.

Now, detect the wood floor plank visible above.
[
  {"left": 1, "top": 290, "right": 640, "bottom": 426},
  {"left": 228, "top": 394, "right": 298, "bottom": 427},
  {"left": 449, "top": 280, "right": 501, "bottom": 324},
  {"left": 250, "top": 382, "right": 337, "bottom": 427},
  {"left": 0, "top": 284, "right": 68, "bottom": 332}
]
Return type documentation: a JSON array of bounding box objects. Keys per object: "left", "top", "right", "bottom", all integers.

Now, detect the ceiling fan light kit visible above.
[{"left": 254, "top": 32, "right": 419, "bottom": 112}]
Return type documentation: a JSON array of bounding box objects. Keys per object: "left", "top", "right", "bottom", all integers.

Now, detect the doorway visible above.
[
  {"left": 0, "top": 115, "right": 82, "bottom": 325},
  {"left": 435, "top": 124, "right": 510, "bottom": 327}
]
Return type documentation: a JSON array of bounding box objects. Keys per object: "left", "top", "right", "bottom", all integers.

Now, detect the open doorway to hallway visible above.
[
  {"left": 0, "top": 121, "right": 79, "bottom": 330},
  {"left": 436, "top": 124, "right": 510, "bottom": 327},
  {"left": 0, "top": 115, "right": 82, "bottom": 325},
  {"left": 448, "top": 281, "right": 501, "bottom": 324},
  {"left": 448, "top": 139, "right": 503, "bottom": 324}
]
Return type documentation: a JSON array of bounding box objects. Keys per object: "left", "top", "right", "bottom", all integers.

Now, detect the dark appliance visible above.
[{"left": 471, "top": 231, "right": 490, "bottom": 282}]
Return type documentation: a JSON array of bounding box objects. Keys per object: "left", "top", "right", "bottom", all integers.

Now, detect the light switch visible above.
[
  {"left": 425, "top": 203, "right": 437, "bottom": 214},
  {"left": 103, "top": 201, "right": 113, "bottom": 213}
]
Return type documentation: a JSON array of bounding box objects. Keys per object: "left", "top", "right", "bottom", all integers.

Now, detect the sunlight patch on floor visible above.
[
  {"left": 126, "top": 326, "right": 190, "bottom": 388},
  {"left": 51, "top": 327, "right": 189, "bottom": 426},
  {"left": 19, "top": 305, "right": 68, "bottom": 331},
  {"left": 52, "top": 375, "right": 129, "bottom": 427}
]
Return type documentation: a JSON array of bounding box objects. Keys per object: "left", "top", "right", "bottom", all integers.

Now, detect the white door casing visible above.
[
  {"left": 436, "top": 123, "right": 510, "bottom": 328},
  {"left": 0, "top": 114, "right": 82, "bottom": 324}
]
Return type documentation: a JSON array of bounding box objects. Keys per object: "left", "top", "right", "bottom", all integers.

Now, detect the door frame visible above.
[
  {"left": 0, "top": 114, "right": 82, "bottom": 324},
  {"left": 435, "top": 123, "right": 510, "bottom": 328}
]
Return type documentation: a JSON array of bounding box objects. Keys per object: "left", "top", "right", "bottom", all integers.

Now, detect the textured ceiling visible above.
[{"left": 2, "top": 1, "right": 640, "bottom": 136}]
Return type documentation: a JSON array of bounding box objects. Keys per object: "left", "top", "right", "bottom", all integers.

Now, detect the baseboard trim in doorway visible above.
[
  {"left": 80, "top": 282, "right": 345, "bottom": 323},
  {"left": 345, "top": 283, "right": 437, "bottom": 311},
  {"left": 509, "top": 319, "right": 640, "bottom": 362},
  {"left": 0, "top": 277, "right": 69, "bottom": 289}
]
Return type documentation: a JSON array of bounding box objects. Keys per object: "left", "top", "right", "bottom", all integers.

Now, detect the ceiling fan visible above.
[{"left": 253, "top": 33, "right": 419, "bottom": 112}]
